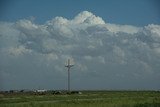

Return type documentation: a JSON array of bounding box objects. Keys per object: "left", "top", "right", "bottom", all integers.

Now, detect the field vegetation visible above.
[{"left": 0, "top": 91, "right": 160, "bottom": 107}]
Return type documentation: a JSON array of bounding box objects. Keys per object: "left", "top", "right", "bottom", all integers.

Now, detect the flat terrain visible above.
[{"left": 0, "top": 91, "right": 160, "bottom": 107}]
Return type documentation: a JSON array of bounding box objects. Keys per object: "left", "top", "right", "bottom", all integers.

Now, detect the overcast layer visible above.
[{"left": 0, "top": 11, "right": 160, "bottom": 90}]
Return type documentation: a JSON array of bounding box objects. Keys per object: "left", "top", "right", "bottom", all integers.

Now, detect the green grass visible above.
[{"left": 0, "top": 91, "right": 160, "bottom": 107}]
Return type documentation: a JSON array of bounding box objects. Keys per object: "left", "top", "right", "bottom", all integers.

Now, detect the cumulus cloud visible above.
[
  {"left": 0, "top": 11, "right": 160, "bottom": 90},
  {"left": 72, "top": 11, "right": 105, "bottom": 25}
]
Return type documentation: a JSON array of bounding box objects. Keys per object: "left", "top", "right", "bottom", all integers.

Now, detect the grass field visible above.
[{"left": 0, "top": 91, "right": 160, "bottom": 107}]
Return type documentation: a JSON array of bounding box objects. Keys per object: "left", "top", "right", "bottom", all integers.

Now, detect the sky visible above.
[
  {"left": 0, "top": 0, "right": 160, "bottom": 90},
  {"left": 0, "top": 0, "right": 160, "bottom": 26}
]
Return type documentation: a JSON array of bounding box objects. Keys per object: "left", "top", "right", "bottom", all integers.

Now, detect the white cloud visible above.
[
  {"left": 72, "top": 11, "right": 105, "bottom": 25},
  {"left": 0, "top": 11, "right": 160, "bottom": 90},
  {"left": 145, "top": 24, "right": 160, "bottom": 36},
  {"left": 105, "top": 23, "right": 140, "bottom": 34}
]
